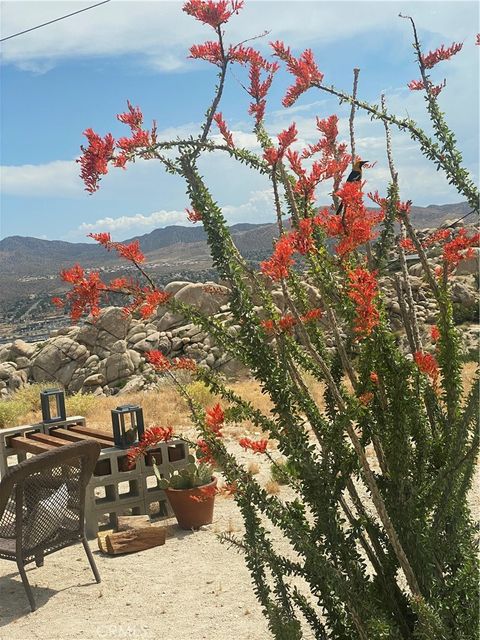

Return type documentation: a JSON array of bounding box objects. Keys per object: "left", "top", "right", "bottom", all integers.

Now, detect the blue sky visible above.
[{"left": 1, "top": 0, "right": 478, "bottom": 241}]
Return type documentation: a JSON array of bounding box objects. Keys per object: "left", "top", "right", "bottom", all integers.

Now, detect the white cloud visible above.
[
  {"left": 78, "top": 208, "right": 186, "bottom": 233},
  {"left": 1, "top": 1, "right": 477, "bottom": 72},
  {"left": 222, "top": 188, "right": 275, "bottom": 223},
  {"left": 0, "top": 159, "right": 82, "bottom": 196}
]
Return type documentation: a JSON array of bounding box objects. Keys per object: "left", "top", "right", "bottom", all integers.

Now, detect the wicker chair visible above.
[{"left": 0, "top": 440, "right": 101, "bottom": 611}]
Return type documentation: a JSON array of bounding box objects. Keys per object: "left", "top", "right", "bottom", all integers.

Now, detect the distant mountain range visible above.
[{"left": 0, "top": 202, "right": 471, "bottom": 279}]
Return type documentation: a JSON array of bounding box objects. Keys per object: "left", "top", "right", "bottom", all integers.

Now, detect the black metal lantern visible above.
[
  {"left": 40, "top": 388, "right": 67, "bottom": 423},
  {"left": 111, "top": 405, "right": 144, "bottom": 449}
]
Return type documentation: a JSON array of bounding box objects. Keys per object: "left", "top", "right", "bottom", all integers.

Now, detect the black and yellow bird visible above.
[{"left": 336, "top": 159, "right": 369, "bottom": 222}]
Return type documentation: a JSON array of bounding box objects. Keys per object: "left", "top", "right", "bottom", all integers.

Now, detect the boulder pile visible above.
[{"left": 0, "top": 224, "right": 477, "bottom": 398}]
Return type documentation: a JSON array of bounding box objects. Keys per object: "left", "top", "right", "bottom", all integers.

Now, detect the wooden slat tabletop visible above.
[
  {"left": 10, "top": 437, "right": 55, "bottom": 455},
  {"left": 49, "top": 428, "right": 113, "bottom": 447}
]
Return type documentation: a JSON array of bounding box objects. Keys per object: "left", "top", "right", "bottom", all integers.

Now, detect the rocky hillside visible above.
[{"left": 0, "top": 222, "right": 477, "bottom": 399}]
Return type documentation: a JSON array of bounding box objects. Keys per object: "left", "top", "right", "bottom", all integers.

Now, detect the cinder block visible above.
[
  {"left": 41, "top": 416, "right": 86, "bottom": 433},
  {"left": 92, "top": 447, "right": 142, "bottom": 481}
]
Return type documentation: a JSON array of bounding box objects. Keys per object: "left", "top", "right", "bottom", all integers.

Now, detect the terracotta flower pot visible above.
[{"left": 165, "top": 477, "right": 217, "bottom": 530}]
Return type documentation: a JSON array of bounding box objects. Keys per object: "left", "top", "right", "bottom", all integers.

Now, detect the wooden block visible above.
[
  {"left": 105, "top": 527, "right": 166, "bottom": 555},
  {"left": 10, "top": 437, "right": 54, "bottom": 455},
  {"left": 97, "top": 529, "right": 115, "bottom": 553},
  {"left": 50, "top": 428, "right": 113, "bottom": 447},
  {"left": 117, "top": 515, "right": 151, "bottom": 531},
  {"left": 28, "top": 432, "right": 70, "bottom": 447},
  {"left": 69, "top": 425, "right": 115, "bottom": 442}
]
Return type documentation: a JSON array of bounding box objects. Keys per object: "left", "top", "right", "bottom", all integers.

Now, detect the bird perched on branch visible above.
[{"left": 336, "top": 159, "right": 369, "bottom": 221}]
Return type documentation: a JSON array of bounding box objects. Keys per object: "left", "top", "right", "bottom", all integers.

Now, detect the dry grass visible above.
[
  {"left": 265, "top": 480, "right": 281, "bottom": 495},
  {"left": 1, "top": 364, "right": 477, "bottom": 436},
  {"left": 247, "top": 461, "right": 260, "bottom": 475}
]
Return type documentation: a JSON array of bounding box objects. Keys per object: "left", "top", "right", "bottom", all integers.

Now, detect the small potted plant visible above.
[
  {"left": 155, "top": 456, "right": 217, "bottom": 530},
  {"left": 128, "top": 427, "right": 217, "bottom": 530}
]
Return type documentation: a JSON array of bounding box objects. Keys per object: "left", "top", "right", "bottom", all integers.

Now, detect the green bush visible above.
[
  {"left": 66, "top": 392, "right": 97, "bottom": 417},
  {"left": 184, "top": 380, "right": 216, "bottom": 408},
  {"left": 0, "top": 398, "right": 29, "bottom": 428}
]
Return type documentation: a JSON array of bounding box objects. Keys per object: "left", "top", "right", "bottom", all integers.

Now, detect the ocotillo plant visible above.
[{"left": 58, "top": 2, "right": 479, "bottom": 638}]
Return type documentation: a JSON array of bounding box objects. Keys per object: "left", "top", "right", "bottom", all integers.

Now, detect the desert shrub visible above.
[
  {"left": 14, "top": 383, "right": 49, "bottom": 413},
  {"left": 0, "top": 398, "right": 30, "bottom": 428},
  {"left": 66, "top": 392, "right": 97, "bottom": 418},
  {"left": 59, "top": 3, "right": 479, "bottom": 638},
  {"left": 184, "top": 380, "right": 216, "bottom": 408}
]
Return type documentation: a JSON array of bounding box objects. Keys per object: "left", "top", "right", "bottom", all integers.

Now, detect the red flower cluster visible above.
[
  {"left": 189, "top": 41, "right": 223, "bottom": 65},
  {"left": 60, "top": 265, "right": 106, "bottom": 321},
  {"left": 147, "top": 351, "right": 171, "bottom": 370},
  {"left": 116, "top": 240, "right": 145, "bottom": 264},
  {"left": 115, "top": 101, "right": 156, "bottom": 163},
  {"left": 78, "top": 129, "right": 115, "bottom": 193},
  {"left": 263, "top": 123, "right": 298, "bottom": 166},
  {"left": 423, "top": 228, "right": 452, "bottom": 247},
  {"left": 408, "top": 78, "right": 446, "bottom": 97},
  {"left": 271, "top": 41, "right": 323, "bottom": 107},
  {"left": 414, "top": 351, "right": 440, "bottom": 386},
  {"left": 261, "top": 307, "right": 322, "bottom": 335},
  {"left": 317, "top": 182, "right": 384, "bottom": 257},
  {"left": 89, "top": 231, "right": 111, "bottom": 247},
  {"left": 213, "top": 112, "right": 234, "bottom": 147},
  {"left": 171, "top": 357, "right": 197, "bottom": 371},
  {"left": 89, "top": 232, "right": 146, "bottom": 264},
  {"left": 183, "top": 0, "right": 243, "bottom": 28},
  {"left": 239, "top": 437, "right": 268, "bottom": 454},
  {"left": 302, "top": 116, "right": 350, "bottom": 181},
  {"left": 286, "top": 150, "right": 326, "bottom": 202},
  {"left": 359, "top": 392, "right": 374, "bottom": 406},
  {"left": 346, "top": 267, "right": 380, "bottom": 338},
  {"left": 368, "top": 190, "right": 411, "bottom": 220},
  {"left": 78, "top": 102, "right": 156, "bottom": 191},
  {"left": 197, "top": 439, "right": 215, "bottom": 465},
  {"left": 421, "top": 42, "right": 463, "bottom": 69},
  {"left": 147, "top": 351, "right": 197, "bottom": 372},
  {"left": 205, "top": 403, "right": 225, "bottom": 437},
  {"left": 399, "top": 238, "right": 416, "bottom": 253},
  {"left": 117, "top": 100, "right": 143, "bottom": 129},
  {"left": 260, "top": 235, "right": 296, "bottom": 280},
  {"left": 186, "top": 207, "right": 203, "bottom": 223},
  {"left": 128, "top": 426, "right": 174, "bottom": 463},
  {"left": 302, "top": 308, "right": 323, "bottom": 323},
  {"left": 431, "top": 325, "right": 440, "bottom": 342},
  {"left": 138, "top": 289, "right": 171, "bottom": 319},
  {"left": 246, "top": 54, "right": 279, "bottom": 124},
  {"left": 278, "top": 314, "right": 296, "bottom": 333},
  {"left": 442, "top": 228, "right": 479, "bottom": 270}
]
